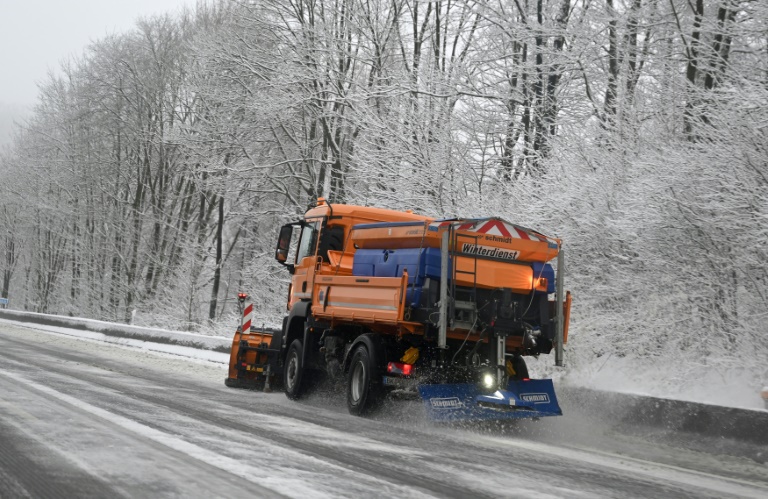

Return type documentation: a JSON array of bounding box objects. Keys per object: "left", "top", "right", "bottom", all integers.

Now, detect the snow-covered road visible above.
[{"left": 0, "top": 322, "right": 766, "bottom": 498}]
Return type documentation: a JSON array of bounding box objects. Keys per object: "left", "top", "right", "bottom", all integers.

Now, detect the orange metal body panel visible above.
[
  {"left": 442, "top": 329, "right": 524, "bottom": 350},
  {"left": 326, "top": 250, "right": 354, "bottom": 275},
  {"left": 312, "top": 274, "right": 408, "bottom": 324},
  {"left": 350, "top": 221, "right": 559, "bottom": 263},
  {"left": 290, "top": 257, "right": 319, "bottom": 303},
  {"left": 563, "top": 291, "right": 572, "bottom": 344},
  {"left": 227, "top": 330, "right": 274, "bottom": 382},
  {"left": 350, "top": 223, "right": 433, "bottom": 250},
  {"left": 454, "top": 256, "right": 533, "bottom": 292},
  {"left": 452, "top": 231, "right": 558, "bottom": 264},
  {"left": 304, "top": 204, "right": 430, "bottom": 225}
]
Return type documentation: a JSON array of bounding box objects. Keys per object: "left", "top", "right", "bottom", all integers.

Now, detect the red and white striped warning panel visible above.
[
  {"left": 430, "top": 219, "right": 558, "bottom": 248},
  {"left": 241, "top": 303, "right": 253, "bottom": 333}
]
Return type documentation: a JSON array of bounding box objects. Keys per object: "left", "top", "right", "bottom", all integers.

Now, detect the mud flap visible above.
[{"left": 418, "top": 379, "right": 562, "bottom": 422}]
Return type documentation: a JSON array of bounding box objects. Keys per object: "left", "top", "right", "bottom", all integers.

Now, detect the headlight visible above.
[{"left": 482, "top": 373, "right": 496, "bottom": 390}]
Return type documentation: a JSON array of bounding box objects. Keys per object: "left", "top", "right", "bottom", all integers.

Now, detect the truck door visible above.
[{"left": 291, "top": 219, "right": 322, "bottom": 305}]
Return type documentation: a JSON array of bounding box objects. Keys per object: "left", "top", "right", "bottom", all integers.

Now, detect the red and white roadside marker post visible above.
[
  {"left": 237, "top": 293, "right": 252, "bottom": 334},
  {"left": 236, "top": 292, "right": 274, "bottom": 392}
]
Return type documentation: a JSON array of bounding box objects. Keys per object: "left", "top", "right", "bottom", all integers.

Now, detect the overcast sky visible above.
[
  {"left": 1, "top": 0, "right": 196, "bottom": 145},
  {"left": 1, "top": 0, "right": 197, "bottom": 106}
]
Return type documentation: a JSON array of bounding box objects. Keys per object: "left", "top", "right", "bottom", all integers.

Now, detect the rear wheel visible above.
[
  {"left": 284, "top": 339, "right": 306, "bottom": 400},
  {"left": 224, "top": 377, "right": 241, "bottom": 388},
  {"left": 346, "top": 345, "right": 380, "bottom": 416}
]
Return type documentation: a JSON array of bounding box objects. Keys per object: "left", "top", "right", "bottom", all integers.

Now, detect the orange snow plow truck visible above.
[{"left": 226, "top": 199, "right": 572, "bottom": 421}]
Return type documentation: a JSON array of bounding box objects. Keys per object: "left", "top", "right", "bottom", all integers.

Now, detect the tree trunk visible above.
[{"left": 209, "top": 195, "right": 224, "bottom": 321}]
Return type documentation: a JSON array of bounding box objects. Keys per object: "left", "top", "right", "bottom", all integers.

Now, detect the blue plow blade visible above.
[{"left": 418, "top": 379, "right": 562, "bottom": 422}]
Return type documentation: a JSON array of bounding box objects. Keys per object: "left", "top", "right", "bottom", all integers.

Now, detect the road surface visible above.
[{"left": 0, "top": 322, "right": 766, "bottom": 498}]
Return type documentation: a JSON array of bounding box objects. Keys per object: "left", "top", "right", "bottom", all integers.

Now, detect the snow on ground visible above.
[
  {"left": 558, "top": 355, "right": 768, "bottom": 412},
  {"left": 0, "top": 318, "right": 230, "bottom": 367}
]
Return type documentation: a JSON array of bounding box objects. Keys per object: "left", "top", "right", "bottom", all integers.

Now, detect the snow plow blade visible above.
[
  {"left": 225, "top": 329, "right": 279, "bottom": 390},
  {"left": 418, "top": 379, "right": 562, "bottom": 422}
]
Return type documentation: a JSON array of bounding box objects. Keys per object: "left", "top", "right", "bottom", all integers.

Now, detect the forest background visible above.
[{"left": 1, "top": 0, "right": 766, "bottom": 404}]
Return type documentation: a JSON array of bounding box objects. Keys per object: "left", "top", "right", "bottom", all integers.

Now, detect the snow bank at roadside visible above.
[
  {"left": 560, "top": 355, "right": 767, "bottom": 412},
  {"left": 0, "top": 309, "right": 229, "bottom": 350},
  {"left": 0, "top": 314, "right": 229, "bottom": 365}
]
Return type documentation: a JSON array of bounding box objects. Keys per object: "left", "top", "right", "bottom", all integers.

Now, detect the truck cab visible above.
[{"left": 276, "top": 199, "right": 429, "bottom": 311}]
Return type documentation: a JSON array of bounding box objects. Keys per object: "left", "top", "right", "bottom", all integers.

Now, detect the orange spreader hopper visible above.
[
  {"left": 350, "top": 218, "right": 560, "bottom": 292},
  {"left": 350, "top": 218, "right": 560, "bottom": 262}
]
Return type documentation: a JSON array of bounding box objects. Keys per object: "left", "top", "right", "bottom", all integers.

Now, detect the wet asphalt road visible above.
[{"left": 1, "top": 322, "right": 766, "bottom": 498}]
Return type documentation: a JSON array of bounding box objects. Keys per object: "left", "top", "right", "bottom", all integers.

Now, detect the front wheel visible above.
[
  {"left": 284, "top": 339, "right": 306, "bottom": 400},
  {"left": 346, "top": 345, "right": 380, "bottom": 416}
]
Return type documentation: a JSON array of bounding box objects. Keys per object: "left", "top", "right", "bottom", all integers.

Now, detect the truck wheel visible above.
[
  {"left": 346, "top": 344, "right": 380, "bottom": 416},
  {"left": 284, "top": 339, "right": 305, "bottom": 400},
  {"left": 224, "top": 377, "right": 241, "bottom": 388}
]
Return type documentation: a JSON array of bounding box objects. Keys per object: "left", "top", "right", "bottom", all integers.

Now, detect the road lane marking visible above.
[
  {"left": 0, "top": 369, "right": 289, "bottom": 498},
  {"left": 472, "top": 433, "right": 768, "bottom": 498}
]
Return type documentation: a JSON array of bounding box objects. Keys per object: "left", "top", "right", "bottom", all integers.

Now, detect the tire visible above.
[
  {"left": 224, "top": 377, "right": 240, "bottom": 388},
  {"left": 346, "top": 344, "right": 380, "bottom": 416},
  {"left": 284, "top": 339, "right": 305, "bottom": 400},
  {"left": 268, "top": 370, "right": 284, "bottom": 391},
  {"left": 509, "top": 355, "right": 529, "bottom": 380},
  {"left": 225, "top": 377, "right": 265, "bottom": 390}
]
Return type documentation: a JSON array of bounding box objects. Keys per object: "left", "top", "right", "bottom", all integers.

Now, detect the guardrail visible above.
[
  {"left": 0, "top": 308, "right": 230, "bottom": 351},
  {"left": 558, "top": 386, "right": 768, "bottom": 446}
]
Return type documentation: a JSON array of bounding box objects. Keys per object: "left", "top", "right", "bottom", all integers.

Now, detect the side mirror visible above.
[{"left": 275, "top": 224, "right": 293, "bottom": 263}]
